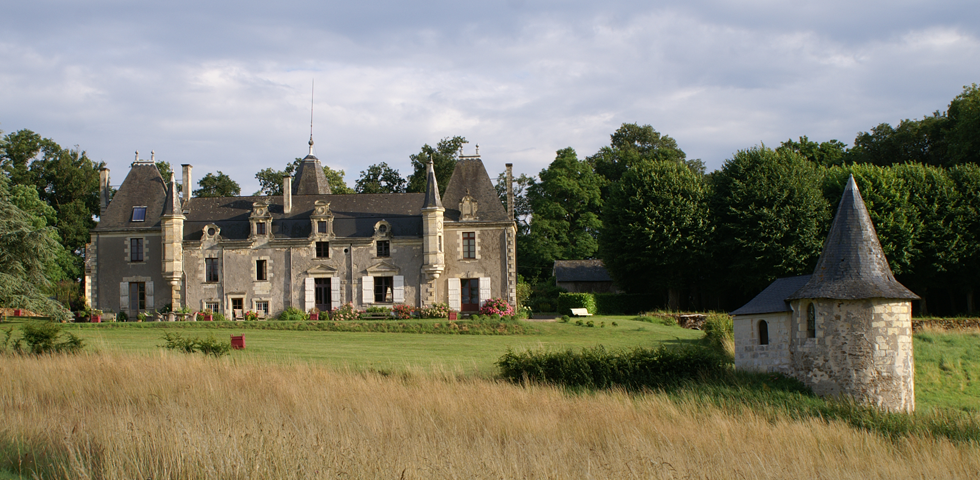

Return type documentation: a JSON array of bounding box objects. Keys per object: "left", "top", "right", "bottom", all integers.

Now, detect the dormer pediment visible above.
[
  {"left": 305, "top": 264, "right": 339, "bottom": 276},
  {"left": 365, "top": 259, "right": 400, "bottom": 275}
]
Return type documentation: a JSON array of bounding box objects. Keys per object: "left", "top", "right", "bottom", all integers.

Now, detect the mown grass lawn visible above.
[
  {"left": 914, "top": 329, "right": 980, "bottom": 413},
  {"left": 53, "top": 316, "right": 702, "bottom": 375}
]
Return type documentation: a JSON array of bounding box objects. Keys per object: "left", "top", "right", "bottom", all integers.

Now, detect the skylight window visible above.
[{"left": 132, "top": 207, "right": 147, "bottom": 222}]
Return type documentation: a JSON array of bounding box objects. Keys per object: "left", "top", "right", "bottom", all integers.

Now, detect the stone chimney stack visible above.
[
  {"left": 506, "top": 163, "right": 514, "bottom": 221},
  {"left": 99, "top": 167, "right": 111, "bottom": 216},
  {"left": 181, "top": 164, "right": 192, "bottom": 202},
  {"left": 283, "top": 176, "right": 293, "bottom": 214}
]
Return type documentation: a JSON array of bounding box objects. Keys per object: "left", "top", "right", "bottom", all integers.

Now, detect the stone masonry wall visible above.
[{"left": 733, "top": 312, "right": 792, "bottom": 373}]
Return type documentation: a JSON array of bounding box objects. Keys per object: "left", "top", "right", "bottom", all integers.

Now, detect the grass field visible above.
[
  {"left": 913, "top": 327, "right": 980, "bottom": 412},
  {"left": 49, "top": 316, "right": 703, "bottom": 374}
]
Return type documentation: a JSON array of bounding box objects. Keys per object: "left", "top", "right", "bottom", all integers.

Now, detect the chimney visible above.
[
  {"left": 283, "top": 176, "right": 293, "bottom": 214},
  {"left": 99, "top": 167, "right": 111, "bottom": 216},
  {"left": 181, "top": 164, "right": 192, "bottom": 202},
  {"left": 505, "top": 163, "right": 514, "bottom": 221}
]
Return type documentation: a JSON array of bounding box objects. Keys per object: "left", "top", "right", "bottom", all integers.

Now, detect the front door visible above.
[
  {"left": 315, "top": 278, "right": 331, "bottom": 312},
  {"left": 461, "top": 278, "right": 479, "bottom": 312},
  {"left": 129, "top": 282, "right": 145, "bottom": 318}
]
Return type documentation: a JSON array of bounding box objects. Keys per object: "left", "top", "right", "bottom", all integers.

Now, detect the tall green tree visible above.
[
  {"left": 525, "top": 148, "right": 603, "bottom": 277},
  {"left": 778, "top": 136, "right": 849, "bottom": 167},
  {"left": 599, "top": 160, "right": 711, "bottom": 309},
  {"left": 355, "top": 163, "right": 406, "bottom": 194},
  {"left": 494, "top": 171, "right": 534, "bottom": 235},
  {"left": 155, "top": 161, "right": 181, "bottom": 193},
  {"left": 945, "top": 83, "right": 980, "bottom": 166},
  {"left": 194, "top": 172, "right": 240, "bottom": 197},
  {"left": 406, "top": 136, "right": 467, "bottom": 195},
  {"left": 0, "top": 174, "right": 71, "bottom": 320},
  {"left": 587, "top": 123, "right": 688, "bottom": 185},
  {"left": 711, "top": 145, "right": 830, "bottom": 302}
]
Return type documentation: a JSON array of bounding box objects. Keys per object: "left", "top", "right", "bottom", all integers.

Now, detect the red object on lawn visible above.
[
  {"left": 91, "top": 315, "right": 101, "bottom": 323},
  {"left": 310, "top": 312, "right": 319, "bottom": 321},
  {"left": 449, "top": 311, "right": 457, "bottom": 321},
  {"left": 14, "top": 309, "right": 22, "bottom": 317},
  {"left": 231, "top": 334, "right": 245, "bottom": 350}
]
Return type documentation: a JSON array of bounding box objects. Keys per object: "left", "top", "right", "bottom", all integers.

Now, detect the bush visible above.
[
  {"left": 594, "top": 293, "right": 660, "bottom": 315},
  {"left": 330, "top": 303, "right": 359, "bottom": 321},
  {"left": 419, "top": 303, "right": 451, "bottom": 319},
  {"left": 560, "top": 315, "right": 570, "bottom": 323},
  {"left": 658, "top": 315, "right": 678, "bottom": 327},
  {"left": 117, "top": 311, "right": 128, "bottom": 322},
  {"left": 277, "top": 307, "right": 308, "bottom": 321},
  {"left": 497, "top": 344, "right": 731, "bottom": 390},
  {"left": 160, "top": 332, "right": 230, "bottom": 357},
  {"left": 481, "top": 298, "right": 514, "bottom": 316},
  {"left": 537, "top": 302, "right": 552, "bottom": 313},
  {"left": 2, "top": 322, "right": 84, "bottom": 355},
  {"left": 702, "top": 314, "right": 734, "bottom": 360},
  {"left": 557, "top": 293, "right": 596, "bottom": 316},
  {"left": 392, "top": 304, "right": 415, "bottom": 319}
]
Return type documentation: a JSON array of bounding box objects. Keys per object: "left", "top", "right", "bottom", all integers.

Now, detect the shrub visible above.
[
  {"left": 481, "top": 298, "right": 514, "bottom": 316},
  {"left": 2, "top": 322, "right": 84, "bottom": 355},
  {"left": 702, "top": 314, "right": 734, "bottom": 360},
  {"left": 419, "top": 303, "right": 452, "bottom": 319},
  {"left": 557, "top": 293, "right": 596, "bottom": 316},
  {"left": 537, "top": 302, "right": 552, "bottom": 313},
  {"left": 117, "top": 311, "right": 128, "bottom": 322},
  {"left": 196, "top": 334, "right": 232, "bottom": 358},
  {"left": 594, "top": 293, "right": 660, "bottom": 315},
  {"left": 330, "top": 303, "right": 359, "bottom": 321},
  {"left": 392, "top": 304, "right": 415, "bottom": 319},
  {"left": 278, "top": 307, "right": 308, "bottom": 321},
  {"left": 160, "top": 332, "right": 230, "bottom": 357},
  {"left": 560, "top": 315, "right": 570, "bottom": 323},
  {"left": 212, "top": 312, "right": 228, "bottom": 322},
  {"left": 658, "top": 315, "right": 678, "bottom": 327}
]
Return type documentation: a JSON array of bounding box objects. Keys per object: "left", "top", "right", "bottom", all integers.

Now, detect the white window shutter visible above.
[
  {"left": 393, "top": 276, "right": 405, "bottom": 303},
  {"left": 447, "top": 278, "right": 460, "bottom": 311},
  {"left": 304, "top": 277, "right": 315, "bottom": 312},
  {"left": 146, "top": 281, "right": 155, "bottom": 310},
  {"left": 479, "top": 277, "right": 491, "bottom": 308},
  {"left": 120, "top": 282, "right": 129, "bottom": 311},
  {"left": 331, "top": 278, "right": 341, "bottom": 307},
  {"left": 362, "top": 276, "right": 374, "bottom": 304}
]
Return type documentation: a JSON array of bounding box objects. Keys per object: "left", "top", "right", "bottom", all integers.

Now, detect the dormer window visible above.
[
  {"left": 132, "top": 206, "right": 147, "bottom": 222},
  {"left": 255, "top": 222, "right": 266, "bottom": 236}
]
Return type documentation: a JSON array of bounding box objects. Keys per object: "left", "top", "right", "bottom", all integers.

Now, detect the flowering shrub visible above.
[
  {"left": 392, "top": 304, "right": 416, "bottom": 319},
  {"left": 481, "top": 298, "right": 513, "bottom": 316},
  {"left": 419, "top": 302, "right": 452, "bottom": 319},
  {"left": 244, "top": 311, "right": 259, "bottom": 321},
  {"left": 330, "top": 303, "right": 359, "bottom": 321}
]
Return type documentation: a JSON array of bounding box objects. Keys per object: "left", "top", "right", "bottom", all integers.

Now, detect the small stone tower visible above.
[
  {"left": 160, "top": 170, "right": 185, "bottom": 310},
  {"left": 786, "top": 175, "right": 919, "bottom": 412},
  {"left": 420, "top": 157, "right": 445, "bottom": 306}
]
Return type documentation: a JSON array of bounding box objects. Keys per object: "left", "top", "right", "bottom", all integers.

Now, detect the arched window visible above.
[
  {"left": 758, "top": 320, "right": 769, "bottom": 345},
  {"left": 807, "top": 303, "right": 816, "bottom": 338}
]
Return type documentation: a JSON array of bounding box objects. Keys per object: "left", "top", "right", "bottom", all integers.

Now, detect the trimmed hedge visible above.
[
  {"left": 594, "top": 293, "right": 660, "bottom": 315},
  {"left": 556, "top": 293, "right": 597, "bottom": 315},
  {"left": 497, "top": 344, "right": 730, "bottom": 390}
]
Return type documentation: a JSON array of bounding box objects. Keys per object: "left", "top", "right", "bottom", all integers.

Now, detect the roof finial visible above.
[
  {"left": 309, "top": 79, "right": 315, "bottom": 156},
  {"left": 475, "top": 144, "right": 479, "bottom": 155},
  {"left": 135, "top": 151, "right": 139, "bottom": 162},
  {"left": 151, "top": 150, "right": 155, "bottom": 161}
]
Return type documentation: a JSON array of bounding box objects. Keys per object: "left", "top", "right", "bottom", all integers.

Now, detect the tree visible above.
[
  {"left": 355, "top": 163, "right": 406, "bottom": 194},
  {"left": 710, "top": 145, "right": 830, "bottom": 303},
  {"left": 155, "top": 161, "right": 181, "bottom": 193},
  {"left": 778, "top": 136, "right": 849, "bottom": 167},
  {"left": 0, "top": 129, "right": 52, "bottom": 185},
  {"left": 494, "top": 171, "right": 535, "bottom": 235},
  {"left": 406, "top": 136, "right": 467, "bottom": 195},
  {"left": 0, "top": 174, "right": 71, "bottom": 320},
  {"left": 945, "top": 83, "right": 980, "bottom": 166},
  {"left": 599, "top": 160, "right": 711, "bottom": 309},
  {"left": 194, "top": 172, "right": 240, "bottom": 197},
  {"left": 587, "top": 123, "right": 687, "bottom": 185},
  {"left": 254, "top": 159, "right": 352, "bottom": 196},
  {"left": 524, "top": 148, "right": 603, "bottom": 278}
]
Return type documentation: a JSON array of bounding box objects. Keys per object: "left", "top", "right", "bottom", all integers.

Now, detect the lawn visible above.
[
  {"left": 51, "top": 316, "right": 702, "bottom": 374},
  {"left": 913, "top": 328, "right": 980, "bottom": 413}
]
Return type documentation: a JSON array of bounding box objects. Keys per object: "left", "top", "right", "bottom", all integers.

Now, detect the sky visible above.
[{"left": 2, "top": 0, "right": 979, "bottom": 195}]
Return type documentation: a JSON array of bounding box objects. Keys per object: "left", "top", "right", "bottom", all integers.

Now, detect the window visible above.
[
  {"left": 131, "top": 207, "right": 146, "bottom": 222},
  {"left": 128, "top": 282, "right": 146, "bottom": 317},
  {"left": 317, "top": 221, "right": 327, "bottom": 234},
  {"left": 376, "top": 240, "right": 390, "bottom": 257},
  {"left": 759, "top": 320, "right": 769, "bottom": 345},
  {"left": 438, "top": 235, "right": 443, "bottom": 252},
  {"left": 807, "top": 303, "right": 816, "bottom": 338},
  {"left": 256, "top": 259, "right": 267, "bottom": 281},
  {"left": 255, "top": 222, "right": 266, "bottom": 236},
  {"left": 130, "top": 238, "right": 144, "bottom": 262},
  {"left": 255, "top": 301, "right": 269, "bottom": 316},
  {"left": 205, "top": 301, "right": 219, "bottom": 312},
  {"left": 205, "top": 258, "right": 219, "bottom": 282},
  {"left": 374, "top": 276, "right": 393, "bottom": 303},
  {"left": 462, "top": 232, "right": 476, "bottom": 259},
  {"left": 316, "top": 242, "right": 330, "bottom": 258}
]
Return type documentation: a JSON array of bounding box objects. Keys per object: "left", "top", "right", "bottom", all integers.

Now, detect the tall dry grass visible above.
[{"left": 2, "top": 352, "right": 979, "bottom": 479}]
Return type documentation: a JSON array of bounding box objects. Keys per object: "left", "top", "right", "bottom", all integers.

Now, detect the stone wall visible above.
[{"left": 733, "top": 312, "right": 792, "bottom": 373}]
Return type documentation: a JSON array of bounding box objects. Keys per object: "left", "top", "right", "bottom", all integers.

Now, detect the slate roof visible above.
[
  {"left": 93, "top": 162, "right": 168, "bottom": 231},
  {"left": 788, "top": 175, "right": 919, "bottom": 301},
  {"left": 292, "top": 154, "right": 332, "bottom": 195},
  {"left": 422, "top": 159, "right": 443, "bottom": 209},
  {"left": 442, "top": 158, "right": 509, "bottom": 222},
  {"left": 553, "top": 260, "right": 614, "bottom": 283},
  {"left": 731, "top": 275, "right": 812, "bottom": 315},
  {"left": 162, "top": 172, "right": 181, "bottom": 216},
  {"left": 181, "top": 193, "right": 426, "bottom": 241}
]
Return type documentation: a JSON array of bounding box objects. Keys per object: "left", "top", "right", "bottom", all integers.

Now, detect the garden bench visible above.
[{"left": 570, "top": 308, "right": 593, "bottom": 317}]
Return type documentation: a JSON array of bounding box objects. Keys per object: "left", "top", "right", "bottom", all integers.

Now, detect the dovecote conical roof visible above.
[
  {"left": 788, "top": 175, "right": 918, "bottom": 300},
  {"left": 422, "top": 157, "right": 443, "bottom": 209},
  {"left": 292, "top": 137, "right": 332, "bottom": 195}
]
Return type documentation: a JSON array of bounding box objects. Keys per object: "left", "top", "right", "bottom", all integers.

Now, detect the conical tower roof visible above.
[
  {"left": 788, "top": 175, "right": 918, "bottom": 300},
  {"left": 422, "top": 156, "right": 443, "bottom": 209},
  {"left": 162, "top": 171, "right": 182, "bottom": 216},
  {"left": 292, "top": 137, "right": 332, "bottom": 195}
]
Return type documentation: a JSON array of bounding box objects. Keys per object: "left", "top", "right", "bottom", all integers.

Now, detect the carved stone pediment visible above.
[
  {"left": 459, "top": 194, "right": 478, "bottom": 221},
  {"left": 250, "top": 202, "right": 271, "bottom": 219},
  {"left": 365, "top": 259, "right": 400, "bottom": 275},
  {"left": 305, "top": 264, "right": 338, "bottom": 276}
]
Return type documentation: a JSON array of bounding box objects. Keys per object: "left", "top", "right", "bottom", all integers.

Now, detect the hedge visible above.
[
  {"left": 594, "top": 293, "right": 660, "bottom": 315},
  {"left": 556, "top": 293, "right": 596, "bottom": 315}
]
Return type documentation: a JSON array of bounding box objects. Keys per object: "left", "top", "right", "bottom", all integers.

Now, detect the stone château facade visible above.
[
  {"left": 732, "top": 175, "right": 919, "bottom": 412},
  {"left": 85, "top": 141, "right": 518, "bottom": 320}
]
